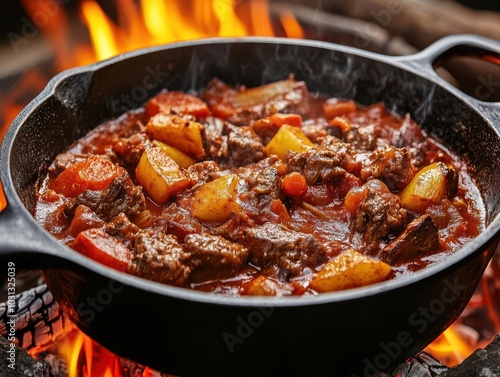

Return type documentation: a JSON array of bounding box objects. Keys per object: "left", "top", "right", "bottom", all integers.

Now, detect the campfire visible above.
[{"left": 1, "top": 1, "right": 499, "bottom": 376}]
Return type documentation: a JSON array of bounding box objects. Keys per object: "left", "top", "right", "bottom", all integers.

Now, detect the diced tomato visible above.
[
  {"left": 303, "top": 184, "right": 333, "bottom": 206},
  {"left": 333, "top": 173, "right": 362, "bottom": 200},
  {"left": 266, "top": 114, "right": 302, "bottom": 127},
  {"left": 210, "top": 103, "right": 235, "bottom": 120},
  {"left": 72, "top": 228, "right": 131, "bottom": 272},
  {"left": 323, "top": 99, "right": 357, "bottom": 119},
  {"left": 270, "top": 199, "right": 292, "bottom": 223},
  {"left": 344, "top": 186, "right": 365, "bottom": 215},
  {"left": 329, "top": 116, "right": 352, "bottom": 134},
  {"left": 145, "top": 91, "right": 211, "bottom": 118},
  {"left": 52, "top": 155, "right": 120, "bottom": 198}
]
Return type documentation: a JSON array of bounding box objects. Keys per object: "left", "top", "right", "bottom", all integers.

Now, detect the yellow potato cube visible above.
[
  {"left": 153, "top": 140, "right": 196, "bottom": 168},
  {"left": 191, "top": 174, "right": 241, "bottom": 222},
  {"left": 264, "top": 125, "right": 315, "bottom": 160},
  {"left": 147, "top": 114, "right": 206, "bottom": 160},
  {"left": 310, "top": 249, "right": 391, "bottom": 292},
  {"left": 399, "top": 162, "right": 457, "bottom": 213},
  {"left": 135, "top": 147, "right": 192, "bottom": 205}
]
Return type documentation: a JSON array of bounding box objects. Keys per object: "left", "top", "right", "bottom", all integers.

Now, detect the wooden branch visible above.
[{"left": 316, "top": 0, "right": 500, "bottom": 48}]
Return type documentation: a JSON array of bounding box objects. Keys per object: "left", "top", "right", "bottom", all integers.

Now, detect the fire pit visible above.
[{"left": 0, "top": 1, "right": 499, "bottom": 376}]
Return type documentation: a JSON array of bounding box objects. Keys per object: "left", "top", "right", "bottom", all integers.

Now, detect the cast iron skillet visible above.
[{"left": 1, "top": 35, "right": 500, "bottom": 377}]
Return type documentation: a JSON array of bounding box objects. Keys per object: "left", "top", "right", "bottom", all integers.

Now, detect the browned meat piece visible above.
[
  {"left": 184, "top": 233, "right": 249, "bottom": 283},
  {"left": 361, "top": 146, "right": 415, "bottom": 192},
  {"left": 74, "top": 111, "right": 147, "bottom": 155},
  {"left": 215, "top": 212, "right": 255, "bottom": 242},
  {"left": 113, "top": 132, "right": 152, "bottom": 165},
  {"left": 106, "top": 213, "right": 140, "bottom": 247},
  {"left": 351, "top": 180, "right": 407, "bottom": 249},
  {"left": 65, "top": 174, "right": 146, "bottom": 222},
  {"left": 131, "top": 230, "right": 191, "bottom": 285},
  {"left": 302, "top": 118, "right": 342, "bottom": 144},
  {"left": 241, "top": 223, "right": 327, "bottom": 276},
  {"left": 185, "top": 161, "right": 223, "bottom": 192},
  {"left": 345, "top": 124, "right": 377, "bottom": 150},
  {"left": 224, "top": 124, "right": 266, "bottom": 167},
  {"left": 381, "top": 214, "right": 439, "bottom": 265},
  {"left": 154, "top": 203, "right": 202, "bottom": 242},
  {"left": 285, "top": 149, "right": 347, "bottom": 185},
  {"left": 203, "top": 78, "right": 309, "bottom": 126},
  {"left": 202, "top": 116, "right": 228, "bottom": 161},
  {"left": 234, "top": 156, "right": 285, "bottom": 220},
  {"left": 49, "top": 153, "right": 91, "bottom": 175},
  {"left": 391, "top": 114, "right": 428, "bottom": 167}
]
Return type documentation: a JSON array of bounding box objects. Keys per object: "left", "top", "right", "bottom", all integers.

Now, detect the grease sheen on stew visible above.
[{"left": 35, "top": 76, "right": 485, "bottom": 296}]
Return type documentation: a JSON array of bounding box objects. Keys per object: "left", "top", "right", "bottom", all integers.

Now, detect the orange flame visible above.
[
  {"left": 426, "top": 325, "right": 478, "bottom": 366},
  {"left": 73, "top": 0, "right": 302, "bottom": 66}
]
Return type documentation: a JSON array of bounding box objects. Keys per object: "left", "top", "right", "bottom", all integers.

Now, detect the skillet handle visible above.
[
  {"left": 0, "top": 194, "right": 75, "bottom": 270},
  {"left": 390, "top": 34, "right": 500, "bottom": 130}
]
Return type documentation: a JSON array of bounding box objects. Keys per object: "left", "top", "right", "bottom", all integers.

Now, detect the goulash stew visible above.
[{"left": 35, "top": 77, "right": 484, "bottom": 296}]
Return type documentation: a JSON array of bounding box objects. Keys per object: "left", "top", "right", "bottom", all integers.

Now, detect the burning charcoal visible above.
[
  {"left": 441, "top": 335, "right": 500, "bottom": 377},
  {"left": 381, "top": 215, "right": 439, "bottom": 265},
  {"left": 0, "top": 335, "right": 49, "bottom": 377},
  {"left": 0, "top": 284, "right": 74, "bottom": 354}
]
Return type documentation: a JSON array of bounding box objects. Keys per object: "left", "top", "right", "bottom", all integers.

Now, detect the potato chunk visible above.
[
  {"left": 265, "top": 125, "right": 315, "bottom": 160},
  {"left": 135, "top": 147, "right": 192, "bottom": 204},
  {"left": 310, "top": 249, "right": 391, "bottom": 292},
  {"left": 399, "top": 162, "right": 458, "bottom": 213},
  {"left": 191, "top": 174, "right": 241, "bottom": 222},
  {"left": 153, "top": 140, "right": 196, "bottom": 168},
  {"left": 147, "top": 114, "right": 206, "bottom": 160}
]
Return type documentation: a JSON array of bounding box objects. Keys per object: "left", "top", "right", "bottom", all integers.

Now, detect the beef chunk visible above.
[
  {"left": 106, "top": 213, "right": 140, "bottom": 247},
  {"left": 242, "top": 223, "right": 327, "bottom": 276},
  {"left": 154, "top": 203, "right": 202, "bottom": 242},
  {"left": 381, "top": 215, "right": 439, "bottom": 265},
  {"left": 131, "top": 230, "right": 191, "bottom": 285},
  {"left": 66, "top": 174, "right": 146, "bottom": 222},
  {"left": 202, "top": 116, "right": 228, "bottom": 161},
  {"left": 285, "top": 149, "right": 347, "bottom": 185},
  {"left": 113, "top": 132, "right": 152, "bottom": 165},
  {"left": 302, "top": 118, "right": 342, "bottom": 143},
  {"left": 184, "top": 234, "right": 249, "bottom": 283},
  {"left": 224, "top": 124, "right": 266, "bottom": 167},
  {"left": 351, "top": 180, "right": 407, "bottom": 249},
  {"left": 215, "top": 212, "right": 255, "bottom": 242},
  {"left": 345, "top": 124, "right": 377, "bottom": 150},
  {"left": 235, "top": 157, "right": 285, "bottom": 220},
  {"left": 361, "top": 146, "right": 415, "bottom": 192},
  {"left": 185, "top": 161, "right": 223, "bottom": 194},
  {"left": 75, "top": 111, "right": 146, "bottom": 155}
]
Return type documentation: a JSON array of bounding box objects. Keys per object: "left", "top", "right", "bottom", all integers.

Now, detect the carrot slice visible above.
[
  {"left": 73, "top": 228, "right": 131, "bottom": 272},
  {"left": 282, "top": 172, "right": 308, "bottom": 198},
  {"left": 53, "top": 155, "right": 120, "bottom": 198}
]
